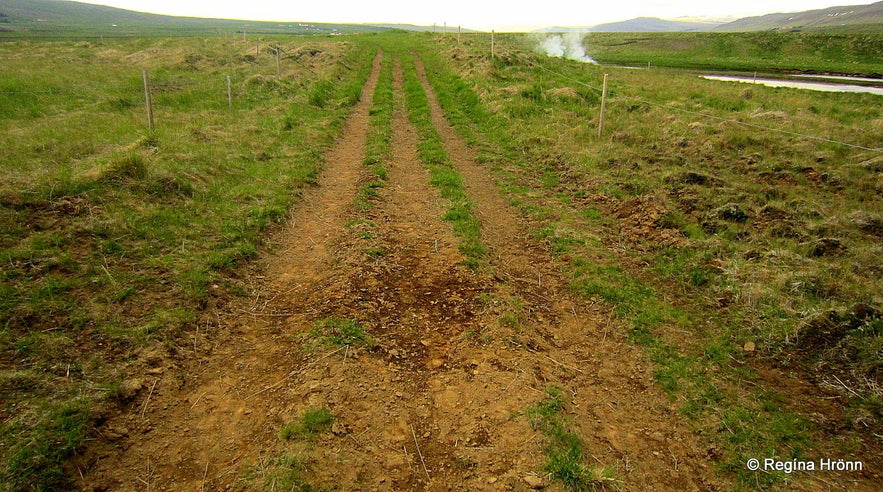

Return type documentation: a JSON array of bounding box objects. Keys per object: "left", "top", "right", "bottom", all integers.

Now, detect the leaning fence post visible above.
[
  {"left": 598, "top": 73, "right": 609, "bottom": 138},
  {"left": 142, "top": 70, "right": 155, "bottom": 132}
]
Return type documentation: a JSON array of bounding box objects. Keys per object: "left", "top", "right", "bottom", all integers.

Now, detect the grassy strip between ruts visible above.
[
  {"left": 414, "top": 32, "right": 880, "bottom": 489},
  {"left": 0, "top": 37, "right": 375, "bottom": 490},
  {"left": 355, "top": 50, "right": 393, "bottom": 211},
  {"left": 400, "top": 54, "right": 486, "bottom": 269}
]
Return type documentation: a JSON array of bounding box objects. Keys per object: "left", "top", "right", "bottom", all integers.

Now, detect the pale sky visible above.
[{"left": 79, "top": 0, "right": 880, "bottom": 31}]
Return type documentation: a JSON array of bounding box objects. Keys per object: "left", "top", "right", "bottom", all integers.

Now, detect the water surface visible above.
[{"left": 700, "top": 75, "right": 883, "bottom": 96}]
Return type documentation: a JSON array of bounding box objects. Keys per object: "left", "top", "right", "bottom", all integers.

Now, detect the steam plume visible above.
[{"left": 537, "top": 32, "right": 597, "bottom": 64}]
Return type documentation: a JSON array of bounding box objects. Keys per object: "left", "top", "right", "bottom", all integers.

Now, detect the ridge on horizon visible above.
[{"left": 0, "top": 0, "right": 881, "bottom": 35}]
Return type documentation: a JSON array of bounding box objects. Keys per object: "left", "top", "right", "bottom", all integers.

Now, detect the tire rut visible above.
[
  {"left": 414, "top": 56, "right": 732, "bottom": 491},
  {"left": 81, "top": 48, "right": 730, "bottom": 491},
  {"left": 80, "top": 51, "right": 385, "bottom": 491},
  {"left": 270, "top": 59, "right": 542, "bottom": 490}
]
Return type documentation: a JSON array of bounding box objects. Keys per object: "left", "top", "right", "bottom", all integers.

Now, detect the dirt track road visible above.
[{"left": 81, "top": 50, "right": 729, "bottom": 491}]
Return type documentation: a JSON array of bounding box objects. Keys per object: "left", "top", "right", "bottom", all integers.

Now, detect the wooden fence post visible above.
[
  {"left": 142, "top": 70, "right": 155, "bottom": 132},
  {"left": 491, "top": 30, "right": 495, "bottom": 58},
  {"left": 276, "top": 48, "right": 281, "bottom": 78},
  {"left": 458, "top": 26, "right": 461, "bottom": 44},
  {"left": 226, "top": 75, "right": 232, "bottom": 110},
  {"left": 598, "top": 74, "right": 609, "bottom": 138}
]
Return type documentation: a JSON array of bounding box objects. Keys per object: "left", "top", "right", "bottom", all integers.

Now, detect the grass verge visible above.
[
  {"left": 413, "top": 31, "right": 881, "bottom": 488},
  {"left": 0, "top": 36, "right": 375, "bottom": 488}
]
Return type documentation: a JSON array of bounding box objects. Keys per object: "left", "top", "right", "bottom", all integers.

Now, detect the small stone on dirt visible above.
[
  {"left": 848, "top": 210, "right": 883, "bottom": 236},
  {"left": 523, "top": 475, "right": 546, "bottom": 489},
  {"left": 331, "top": 421, "right": 348, "bottom": 436},
  {"left": 119, "top": 379, "right": 143, "bottom": 400},
  {"left": 743, "top": 341, "right": 756, "bottom": 352},
  {"left": 104, "top": 426, "right": 129, "bottom": 440}
]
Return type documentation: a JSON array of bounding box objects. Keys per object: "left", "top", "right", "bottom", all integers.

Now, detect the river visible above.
[{"left": 700, "top": 74, "right": 883, "bottom": 96}]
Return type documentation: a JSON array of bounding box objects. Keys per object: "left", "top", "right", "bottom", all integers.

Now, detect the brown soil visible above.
[{"left": 76, "top": 53, "right": 730, "bottom": 491}]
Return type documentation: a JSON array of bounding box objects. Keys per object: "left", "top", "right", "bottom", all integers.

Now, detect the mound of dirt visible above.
[
  {"left": 612, "top": 195, "right": 686, "bottom": 249},
  {"left": 807, "top": 237, "right": 846, "bottom": 257},
  {"left": 547, "top": 87, "right": 579, "bottom": 99},
  {"left": 793, "top": 303, "right": 881, "bottom": 382},
  {"left": 848, "top": 210, "right": 883, "bottom": 237},
  {"left": 711, "top": 203, "right": 748, "bottom": 223}
]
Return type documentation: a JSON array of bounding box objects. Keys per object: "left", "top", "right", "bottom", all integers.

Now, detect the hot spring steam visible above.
[{"left": 537, "top": 32, "right": 597, "bottom": 64}]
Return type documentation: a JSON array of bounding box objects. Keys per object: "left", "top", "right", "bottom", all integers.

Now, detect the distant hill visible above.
[
  {"left": 367, "top": 23, "right": 477, "bottom": 33},
  {"left": 0, "top": 0, "right": 388, "bottom": 37},
  {"left": 586, "top": 17, "right": 719, "bottom": 32},
  {"left": 715, "top": 1, "right": 883, "bottom": 32},
  {"left": 537, "top": 18, "right": 719, "bottom": 33}
]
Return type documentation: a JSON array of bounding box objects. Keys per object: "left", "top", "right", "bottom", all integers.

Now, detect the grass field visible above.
[
  {"left": 414, "top": 30, "right": 881, "bottom": 487},
  {"left": 0, "top": 35, "right": 374, "bottom": 489},
  {"left": 577, "top": 31, "right": 883, "bottom": 75},
  {"left": 0, "top": 29, "right": 881, "bottom": 490}
]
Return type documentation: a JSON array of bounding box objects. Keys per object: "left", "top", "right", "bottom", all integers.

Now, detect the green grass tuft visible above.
[
  {"left": 311, "top": 317, "right": 371, "bottom": 347},
  {"left": 527, "top": 388, "right": 617, "bottom": 491},
  {"left": 280, "top": 407, "right": 335, "bottom": 441},
  {"left": 261, "top": 454, "right": 316, "bottom": 492},
  {"left": 2, "top": 401, "right": 91, "bottom": 491}
]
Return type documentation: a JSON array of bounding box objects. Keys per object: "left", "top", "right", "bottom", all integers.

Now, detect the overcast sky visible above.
[{"left": 79, "top": 0, "right": 880, "bottom": 31}]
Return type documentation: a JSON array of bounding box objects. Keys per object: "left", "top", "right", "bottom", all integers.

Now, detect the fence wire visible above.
[{"left": 534, "top": 62, "right": 882, "bottom": 153}]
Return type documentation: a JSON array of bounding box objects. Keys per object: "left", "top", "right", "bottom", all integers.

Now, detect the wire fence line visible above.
[
  {"left": 1, "top": 75, "right": 237, "bottom": 97},
  {"left": 534, "top": 61, "right": 882, "bottom": 153},
  {"left": 3, "top": 47, "right": 880, "bottom": 153},
  {"left": 0, "top": 65, "right": 324, "bottom": 126}
]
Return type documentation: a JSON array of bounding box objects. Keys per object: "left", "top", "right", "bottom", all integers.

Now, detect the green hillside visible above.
[{"left": 0, "top": 0, "right": 388, "bottom": 37}]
